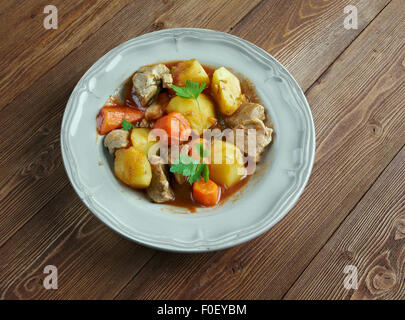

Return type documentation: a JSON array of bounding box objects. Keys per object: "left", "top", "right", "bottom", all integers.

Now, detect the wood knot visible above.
[
  {"left": 152, "top": 21, "right": 165, "bottom": 30},
  {"left": 367, "top": 119, "right": 383, "bottom": 136},
  {"left": 340, "top": 249, "right": 354, "bottom": 261},
  {"left": 21, "top": 143, "right": 60, "bottom": 179},
  {"left": 229, "top": 261, "right": 243, "bottom": 275},
  {"left": 23, "top": 275, "right": 43, "bottom": 294},
  {"left": 366, "top": 263, "right": 396, "bottom": 296}
]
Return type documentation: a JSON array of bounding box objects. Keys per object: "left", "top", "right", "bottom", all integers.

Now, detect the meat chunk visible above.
[
  {"left": 167, "top": 144, "right": 190, "bottom": 185},
  {"left": 161, "top": 73, "right": 173, "bottom": 88},
  {"left": 231, "top": 119, "right": 273, "bottom": 162},
  {"left": 145, "top": 102, "right": 164, "bottom": 121},
  {"left": 225, "top": 102, "right": 265, "bottom": 127},
  {"left": 147, "top": 155, "right": 175, "bottom": 203},
  {"left": 132, "top": 64, "right": 172, "bottom": 107},
  {"left": 144, "top": 91, "right": 170, "bottom": 121},
  {"left": 104, "top": 129, "right": 129, "bottom": 155},
  {"left": 224, "top": 102, "right": 272, "bottom": 162},
  {"left": 134, "top": 118, "right": 154, "bottom": 129}
]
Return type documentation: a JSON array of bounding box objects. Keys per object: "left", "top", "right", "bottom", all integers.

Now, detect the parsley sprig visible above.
[
  {"left": 170, "top": 142, "right": 210, "bottom": 185},
  {"left": 171, "top": 80, "right": 206, "bottom": 112},
  {"left": 121, "top": 120, "right": 135, "bottom": 131}
]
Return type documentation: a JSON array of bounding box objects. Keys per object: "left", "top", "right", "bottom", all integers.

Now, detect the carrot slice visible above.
[
  {"left": 153, "top": 112, "right": 191, "bottom": 145},
  {"left": 192, "top": 179, "right": 220, "bottom": 207},
  {"left": 96, "top": 106, "right": 143, "bottom": 135}
]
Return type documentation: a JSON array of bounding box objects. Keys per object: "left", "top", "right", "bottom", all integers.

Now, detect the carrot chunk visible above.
[
  {"left": 96, "top": 106, "right": 143, "bottom": 135},
  {"left": 153, "top": 112, "right": 191, "bottom": 145},
  {"left": 192, "top": 179, "right": 220, "bottom": 207}
]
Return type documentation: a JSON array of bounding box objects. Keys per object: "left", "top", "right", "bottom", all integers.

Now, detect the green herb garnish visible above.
[
  {"left": 121, "top": 120, "right": 135, "bottom": 130},
  {"left": 170, "top": 142, "right": 210, "bottom": 184},
  {"left": 171, "top": 80, "right": 206, "bottom": 112}
]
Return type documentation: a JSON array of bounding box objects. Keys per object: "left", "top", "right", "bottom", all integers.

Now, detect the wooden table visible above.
[{"left": 0, "top": 0, "right": 404, "bottom": 300}]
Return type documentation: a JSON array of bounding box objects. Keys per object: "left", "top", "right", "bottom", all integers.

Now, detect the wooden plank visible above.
[
  {"left": 0, "top": 0, "right": 261, "bottom": 109},
  {"left": 0, "top": 0, "right": 400, "bottom": 299},
  {"left": 0, "top": 184, "right": 155, "bottom": 299},
  {"left": 284, "top": 146, "right": 405, "bottom": 300},
  {"left": 231, "top": 0, "right": 390, "bottom": 91},
  {"left": 0, "top": 0, "right": 131, "bottom": 109},
  {"left": 116, "top": 0, "right": 405, "bottom": 299},
  {"left": 148, "top": 0, "right": 262, "bottom": 31},
  {"left": 0, "top": 111, "right": 67, "bottom": 247},
  {"left": 0, "top": 0, "right": 262, "bottom": 299}
]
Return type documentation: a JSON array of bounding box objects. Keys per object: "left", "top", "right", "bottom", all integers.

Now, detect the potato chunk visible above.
[
  {"left": 211, "top": 67, "right": 245, "bottom": 116},
  {"left": 209, "top": 140, "right": 245, "bottom": 188},
  {"left": 172, "top": 59, "right": 210, "bottom": 87},
  {"left": 166, "top": 94, "right": 217, "bottom": 135},
  {"left": 130, "top": 128, "right": 157, "bottom": 155},
  {"left": 114, "top": 146, "right": 152, "bottom": 189}
]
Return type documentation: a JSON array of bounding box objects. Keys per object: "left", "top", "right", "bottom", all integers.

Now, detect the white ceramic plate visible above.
[{"left": 61, "top": 28, "right": 315, "bottom": 252}]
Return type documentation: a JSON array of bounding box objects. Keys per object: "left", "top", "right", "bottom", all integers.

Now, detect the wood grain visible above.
[
  {"left": 284, "top": 146, "right": 405, "bottom": 300},
  {"left": 0, "top": 0, "right": 262, "bottom": 110},
  {"left": 0, "top": 184, "right": 155, "bottom": 299},
  {"left": 116, "top": 0, "right": 405, "bottom": 299},
  {"left": 0, "top": 0, "right": 131, "bottom": 109},
  {"left": 231, "top": 0, "right": 391, "bottom": 90},
  {"left": 0, "top": 0, "right": 403, "bottom": 300},
  {"left": 146, "top": 0, "right": 262, "bottom": 32}
]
